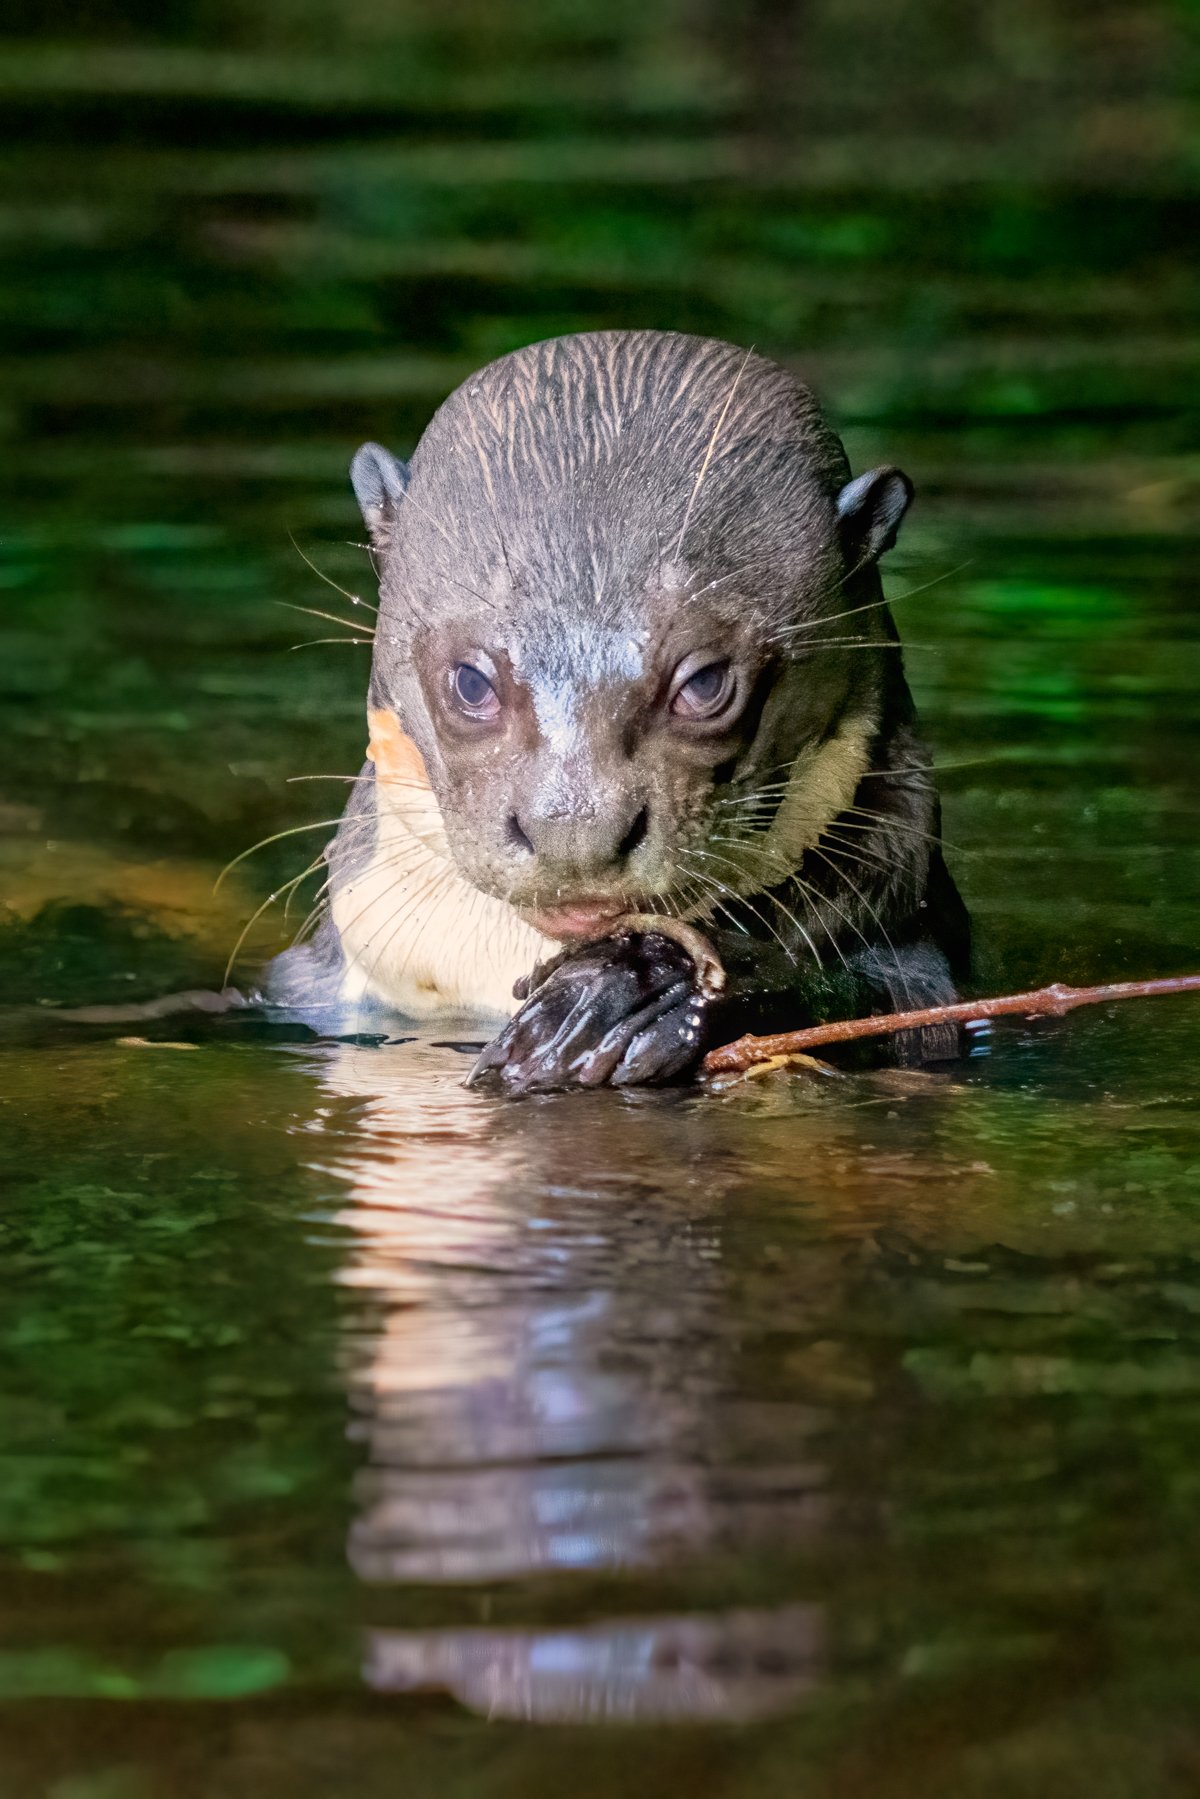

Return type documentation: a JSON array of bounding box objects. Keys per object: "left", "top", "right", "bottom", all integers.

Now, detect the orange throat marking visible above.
[
  {"left": 332, "top": 707, "right": 551, "bottom": 1019},
  {"left": 367, "top": 706, "right": 432, "bottom": 791}
]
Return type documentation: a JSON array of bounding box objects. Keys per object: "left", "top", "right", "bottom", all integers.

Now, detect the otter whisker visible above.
[
  {"left": 705, "top": 859, "right": 816, "bottom": 971},
  {"left": 702, "top": 835, "right": 835, "bottom": 970},
  {"left": 664, "top": 870, "right": 733, "bottom": 933},
  {"left": 276, "top": 601, "right": 374, "bottom": 637},
  {"left": 674, "top": 859, "right": 747, "bottom": 935},
  {"left": 712, "top": 764, "right": 886, "bottom": 807},
  {"left": 833, "top": 818, "right": 978, "bottom": 862},
  {"left": 775, "top": 561, "right": 972, "bottom": 643},
  {"left": 224, "top": 857, "right": 332, "bottom": 986},
  {"left": 289, "top": 531, "right": 379, "bottom": 614},
  {"left": 281, "top": 853, "right": 329, "bottom": 924},
  {"left": 314, "top": 834, "right": 457, "bottom": 959},
  {"left": 290, "top": 887, "right": 333, "bottom": 950},
  {"left": 714, "top": 760, "right": 942, "bottom": 818},
  {"left": 739, "top": 755, "right": 940, "bottom": 788},
  {"left": 860, "top": 761, "right": 941, "bottom": 781},
  {"left": 713, "top": 793, "right": 953, "bottom": 863},
  {"left": 392, "top": 487, "right": 459, "bottom": 556},
  {"left": 839, "top": 806, "right": 962, "bottom": 854},
  {"left": 257, "top": 872, "right": 335, "bottom": 968},
  {"left": 741, "top": 815, "right": 912, "bottom": 991},
  {"left": 286, "top": 771, "right": 431, "bottom": 795},
  {"left": 709, "top": 822, "right": 840, "bottom": 908},
  {"left": 215, "top": 817, "right": 356, "bottom": 893},
  {"left": 683, "top": 554, "right": 781, "bottom": 605},
  {"left": 793, "top": 638, "right": 942, "bottom": 654},
  {"left": 287, "top": 773, "right": 372, "bottom": 785},
  {"left": 648, "top": 890, "right": 675, "bottom": 925},
  {"left": 289, "top": 637, "right": 374, "bottom": 651},
  {"left": 807, "top": 844, "right": 914, "bottom": 1008},
  {"left": 393, "top": 489, "right": 499, "bottom": 613},
  {"left": 673, "top": 347, "right": 752, "bottom": 563},
  {"left": 814, "top": 826, "right": 898, "bottom": 877},
  {"left": 680, "top": 846, "right": 805, "bottom": 967},
  {"left": 337, "top": 850, "right": 455, "bottom": 984},
  {"left": 383, "top": 807, "right": 454, "bottom": 862},
  {"left": 353, "top": 862, "right": 462, "bottom": 1030}
]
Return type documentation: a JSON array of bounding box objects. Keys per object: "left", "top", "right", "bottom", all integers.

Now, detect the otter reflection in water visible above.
[{"left": 308, "top": 1037, "right": 838, "bottom": 1724}]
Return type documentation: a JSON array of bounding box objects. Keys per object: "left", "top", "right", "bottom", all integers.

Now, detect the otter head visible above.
[{"left": 351, "top": 331, "right": 911, "bottom": 942}]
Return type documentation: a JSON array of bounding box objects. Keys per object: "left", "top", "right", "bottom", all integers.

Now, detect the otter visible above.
[{"left": 265, "top": 329, "right": 969, "bottom": 1092}]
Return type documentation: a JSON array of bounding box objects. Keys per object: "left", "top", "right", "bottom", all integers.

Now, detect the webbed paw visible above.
[{"left": 466, "top": 931, "right": 713, "bottom": 1095}]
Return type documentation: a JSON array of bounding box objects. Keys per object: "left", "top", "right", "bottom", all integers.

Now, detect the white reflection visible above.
[
  {"left": 365, "top": 1606, "right": 824, "bottom": 1724},
  {"left": 304, "top": 1035, "right": 829, "bottom": 1723}
]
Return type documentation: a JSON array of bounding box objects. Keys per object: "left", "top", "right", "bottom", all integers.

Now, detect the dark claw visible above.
[
  {"left": 465, "top": 932, "right": 711, "bottom": 1095},
  {"left": 612, "top": 988, "right": 707, "bottom": 1086},
  {"left": 570, "top": 977, "right": 691, "bottom": 1087}
]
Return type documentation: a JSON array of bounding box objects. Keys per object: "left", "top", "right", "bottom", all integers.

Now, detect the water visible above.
[{"left": 1, "top": 3, "right": 1198, "bottom": 1791}]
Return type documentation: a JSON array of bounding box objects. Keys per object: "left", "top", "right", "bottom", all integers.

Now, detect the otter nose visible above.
[{"left": 509, "top": 802, "right": 649, "bottom": 878}]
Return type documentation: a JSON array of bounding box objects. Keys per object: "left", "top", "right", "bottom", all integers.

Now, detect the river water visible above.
[{"left": 1, "top": 4, "right": 1198, "bottom": 1793}]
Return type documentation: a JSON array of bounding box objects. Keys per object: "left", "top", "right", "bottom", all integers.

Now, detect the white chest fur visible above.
[
  {"left": 330, "top": 706, "right": 872, "bottom": 1022},
  {"left": 331, "top": 722, "right": 552, "bottom": 1021}
]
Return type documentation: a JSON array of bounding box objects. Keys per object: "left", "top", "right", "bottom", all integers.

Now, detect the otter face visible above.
[
  {"left": 397, "top": 592, "right": 799, "bottom": 940},
  {"left": 350, "top": 332, "right": 912, "bottom": 943}
]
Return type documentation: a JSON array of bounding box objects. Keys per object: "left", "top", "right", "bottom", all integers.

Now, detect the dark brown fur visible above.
[{"left": 267, "top": 331, "right": 968, "bottom": 1086}]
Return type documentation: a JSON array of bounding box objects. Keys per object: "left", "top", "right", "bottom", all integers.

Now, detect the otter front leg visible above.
[{"left": 466, "top": 929, "right": 720, "bottom": 1095}]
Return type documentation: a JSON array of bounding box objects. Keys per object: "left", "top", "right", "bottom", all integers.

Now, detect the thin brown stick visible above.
[{"left": 701, "top": 976, "right": 1200, "bottom": 1078}]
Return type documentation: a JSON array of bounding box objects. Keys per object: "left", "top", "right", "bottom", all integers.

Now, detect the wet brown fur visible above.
[{"left": 267, "top": 330, "right": 968, "bottom": 1053}]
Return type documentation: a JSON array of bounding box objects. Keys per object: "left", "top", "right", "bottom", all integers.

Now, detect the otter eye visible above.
[
  {"left": 670, "top": 659, "right": 734, "bottom": 721},
  {"left": 451, "top": 662, "right": 499, "bottom": 719}
]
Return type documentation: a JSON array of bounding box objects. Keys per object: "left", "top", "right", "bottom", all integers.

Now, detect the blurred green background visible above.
[
  {"left": 0, "top": 0, "right": 1196, "bottom": 1000},
  {"left": 1, "top": 7, "right": 1199, "bottom": 1798}
]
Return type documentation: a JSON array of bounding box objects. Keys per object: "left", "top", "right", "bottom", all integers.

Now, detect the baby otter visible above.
[{"left": 266, "top": 329, "right": 969, "bottom": 1091}]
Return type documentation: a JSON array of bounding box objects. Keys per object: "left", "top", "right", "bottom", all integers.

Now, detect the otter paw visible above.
[{"left": 465, "top": 932, "right": 711, "bottom": 1095}]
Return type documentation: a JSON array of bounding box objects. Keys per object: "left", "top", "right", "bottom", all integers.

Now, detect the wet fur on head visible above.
[
  {"left": 361, "top": 331, "right": 853, "bottom": 640},
  {"left": 350, "top": 329, "right": 913, "bottom": 933}
]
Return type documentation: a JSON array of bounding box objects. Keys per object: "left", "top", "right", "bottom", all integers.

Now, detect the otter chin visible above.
[{"left": 264, "top": 329, "right": 969, "bottom": 1089}]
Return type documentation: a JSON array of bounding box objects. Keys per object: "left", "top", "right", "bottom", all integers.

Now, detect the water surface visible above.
[{"left": 1, "top": 3, "right": 1198, "bottom": 1793}]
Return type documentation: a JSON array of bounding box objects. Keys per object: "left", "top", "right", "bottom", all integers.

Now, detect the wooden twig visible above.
[{"left": 700, "top": 976, "right": 1200, "bottom": 1078}]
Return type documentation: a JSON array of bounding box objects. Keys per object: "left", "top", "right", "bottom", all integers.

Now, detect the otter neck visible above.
[{"left": 329, "top": 709, "right": 552, "bottom": 1020}]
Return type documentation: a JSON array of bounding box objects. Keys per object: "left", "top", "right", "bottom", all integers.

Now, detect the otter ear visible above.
[
  {"left": 351, "top": 442, "right": 410, "bottom": 543},
  {"left": 836, "top": 466, "right": 913, "bottom": 567}
]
